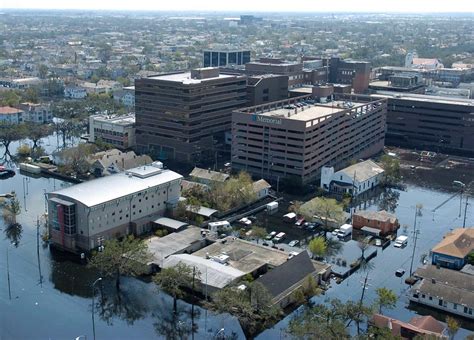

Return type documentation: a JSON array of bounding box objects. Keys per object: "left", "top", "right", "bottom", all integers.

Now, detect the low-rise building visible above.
[
  {"left": 46, "top": 162, "right": 182, "bottom": 253},
  {"left": 370, "top": 314, "right": 447, "bottom": 339},
  {"left": 431, "top": 228, "right": 473, "bottom": 270},
  {"left": 189, "top": 167, "right": 230, "bottom": 185},
  {"left": 17, "top": 102, "right": 53, "bottom": 123},
  {"left": 409, "top": 265, "right": 474, "bottom": 320},
  {"left": 113, "top": 86, "right": 135, "bottom": 107},
  {"left": 87, "top": 149, "right": 152, "bottom": 177},
  {"left": 320, "top": 159, "right": 385, "bottom": 196},
  {"left": 89, "top": 114, "right": 136, "bottom": 149},
  {"left": 352, "top": 210, "right": 399, "bottom": 235},
  {"left": 64, "top": 86, "right": 87, "bottom": 99},
  {"left": 252, "top": 179, "right": 271, "bottom": 200},
  {"left": 0, "top": 106, "right": 24, "bottom": 124}
]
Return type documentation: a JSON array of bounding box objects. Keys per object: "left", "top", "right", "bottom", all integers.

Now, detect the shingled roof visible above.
[{"left": 431, "top": 228, "right": 474, "bottom": 258}]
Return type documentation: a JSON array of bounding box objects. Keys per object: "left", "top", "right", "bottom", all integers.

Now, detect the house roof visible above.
[
  {"left": 338, "top": 159, "right": 384, "bottom": 183},
  {"left": 353, "top": 210, "right": 398, "bottom": 224},
  {"left": 256, "top": 251, "right": 315, "bottom": 298},
  {"left": 409, "top": 315, "right": 446, "bottom": 334},
  {"left": 189, "top": 167, "right": 229, "bottom": 182},
  {"left": 0, "top": 106, "right": 23, "bottom": 114},
  {"left": 88, "top": 149, "right": 153, "bottom": 175},
  {"left": 431, "top": 228, "right": 474, "bottom": 258},
  {"left": 371, "top": 314, "right": 446, "bottom": 338},
  {"left": 252, "top": 179, "right": 271, "bottom": 192},
  {"left": 412, "top": 58, "right": 440, "bottom": 65}
]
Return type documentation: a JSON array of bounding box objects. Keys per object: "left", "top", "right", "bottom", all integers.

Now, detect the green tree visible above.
[
  {"left": 308, "top": 236, "right": 327, "bottom": 259},
  {"left": 16, "top": 144, "right": 32, "bottom": 158},
  {"left": 379, "top": 155, "right": 401, "bottom": 185},
  {"left": 0, "top": 123, "right": 28, "bottom": 156},
  {"left": 58, "top": 143, "right": 97, "bottom": 175},
  {"left": 251, "top": 226, "right": 267, "bottom": 244},
  {"left": 375, "top": 287, "right": 397, "bottom": 314},
  {"left": 153, "top": 262, "right": 198, "bottom": 313},
  {"left": 467, "top": 252, "right": 474, "bottom": 265},
  {"left": 38, "top": 64, "right": 49, "bottom": 79},
  {"left": 300, "top": 197, "right": 344, "bottom": 238},
  {"left": 25, "top": 122, "right": 53, "bottom": 149},
  {"left": 0, "top": 90, "right": 21, "bottom": 106},
  {"left": 446, "top": 316, "right": 460, "bottom": 340},
  {"left": 209, "top": 281, "right": 281, "bottom": 337},
  {"left": 87, "top": 235, "right": 151, "bottom": 291}
]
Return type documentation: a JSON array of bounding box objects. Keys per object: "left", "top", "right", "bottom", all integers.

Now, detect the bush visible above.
[{"left": 16, "top": 144, "right": 31, "bottom": 158}]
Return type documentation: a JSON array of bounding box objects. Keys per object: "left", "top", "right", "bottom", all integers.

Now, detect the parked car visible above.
[
  {"left": 295, "top": 218, "right": 305, "bottom": 227},
  {"left": 395, "top": 268, "right": 406, "bottom": 277},
  {"left": 375, "top": 239, "right": 382, "bottom": 247},
  {"left": 265, "top": 231, "right": 277, "bottom": 240},
  {"left": 289, "top": 240, "right": 299, "bottom": 247},
  {"left": 288, "top": 251, "right": 299, "bottom": 260},
  {"left": 273, "top": 232, "right": 286, "bottom": 243}
]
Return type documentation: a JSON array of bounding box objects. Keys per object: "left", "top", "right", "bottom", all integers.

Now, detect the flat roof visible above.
[
  {"left": 193, "top": 237, "right": 288, "bottom": 274},
  {"left": 372, "top": 91, "right": 474, "bottom": 106},
  {"left": 153, "top": 217, "right": 188, "bottom": 230},
  {"left": 49, "top": 164, "right": 182, "bottom": 207},
  {"left": 92, "top": 114, "right": 135, "bottom": 125},
  {"left": 259, "top": 100, "right": 364, "bottom": 122},
  {"left": 146, "top": 226, "right": 204, "bottom": 266},
  {"left": 148, "top": 71, "right": 236, "bottom": 84}
]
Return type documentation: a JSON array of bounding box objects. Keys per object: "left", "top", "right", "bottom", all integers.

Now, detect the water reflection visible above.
[{"left": 3, "top": 222, "right": 22, "bottom": 247}]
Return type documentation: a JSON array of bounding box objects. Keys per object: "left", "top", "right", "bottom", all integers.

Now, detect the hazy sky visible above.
[{"left": 1, "top": 0, "right": 474, "bottom": 13}]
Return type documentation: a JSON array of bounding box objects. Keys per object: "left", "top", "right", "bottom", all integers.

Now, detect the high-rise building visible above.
[
  {"left": 246, "top": 74, "right": 289, "bottom": 106},
  {"left": 203, "top": 49, "right": 251, "bottom": 68},
  {"left": 231, "top": 94, "right": 387, "bottom": 184},
  {"left": 135, "top": 68, "right": 247, "bottom": 162}
]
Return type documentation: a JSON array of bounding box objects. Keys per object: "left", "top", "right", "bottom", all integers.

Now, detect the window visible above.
[{"left": 453, "top": 303, "right": 457, "bottom": 310}]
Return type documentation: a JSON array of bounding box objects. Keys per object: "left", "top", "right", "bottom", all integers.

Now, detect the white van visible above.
[
  {"left": 394, "top": 235, "right": 408, "bottom": 248},
  {"left": 273, "top": 232, "right": 286, "bottom": 243}
]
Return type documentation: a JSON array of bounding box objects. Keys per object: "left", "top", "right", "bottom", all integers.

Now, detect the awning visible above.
[
  {"left": 361, "top": 226, "right": 381, "bottom": 236},
  {"left": 153, "top": 217, "right": 188, "bottom": 231}
]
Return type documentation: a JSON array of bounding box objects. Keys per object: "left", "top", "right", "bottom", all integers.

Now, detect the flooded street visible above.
[{"left": 1, "top": 136, "right": 473, "bottom": 339}]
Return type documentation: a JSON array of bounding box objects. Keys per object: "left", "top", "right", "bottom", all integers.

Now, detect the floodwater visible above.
[{"left": 1, "top": 135, "right": 473, "bottom": 339}]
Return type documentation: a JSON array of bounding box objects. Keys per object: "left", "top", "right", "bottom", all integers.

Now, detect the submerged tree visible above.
[
  {"left": 300, "top": 197, "right": 344, "bottom": 238},
  {"left": 375, "top": 287, "right": 397, "bottom": 314}
]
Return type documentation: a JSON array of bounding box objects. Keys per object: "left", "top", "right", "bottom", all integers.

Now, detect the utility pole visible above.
[
  {"left": 409, "top": 228, "right": 421, "bottom": 276},
  {"left": 463, "top": 195, "right": 469, "bottom": 228},
  {"left": 359, "top": 271, "right": 371, "bottom": 306},
  {"left": 6, "top": 248, "right": 11, "bottom": 300},
  {"left": 36, "top": 217, "right": 43, "bottom": 287}
]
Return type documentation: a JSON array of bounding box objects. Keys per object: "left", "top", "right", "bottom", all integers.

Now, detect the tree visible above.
[
  {"left": 375, "top": 287, "right": 397, "bottom": 314},
  {"left": 38, "top": 64, "right": 49, "bottom": 79},
  {"left": 0, "top": 123, "right": 28, "bottom": 156},
  {"left": 251, "top": 226, "right": 267, "bottom": 244},
  {"left": 308, "top": 237, "right": 327, "bottom": 259},
  {"left": 379, "top": 155, "right": 401, "bottom": 186},
  {"left": 16, "top": 144, "right": 32, "bottom": 158},
  {"left": 153, "top": 262, "right": 198, "bottom": 313},
  {"left": 446, "top": 316, "right": 460, "bottom": 340},
  {"left": 0, "top": 90, "right": 21, "bottom": 106},
  {"left": 209, "top": 281, "right": 281, "bottom": 337},
  {"left": 87, "top": 235, "right": 151, "bottom": 291},
  {"left": 25, "top": 122, "right": 53, "bottom": 149},
  {"left": 57, "top": 143, "right": 97, "bottom": 175},
  {"left": 300, "top": 197, "right": 344, "bottom": 238},
  {"left": 358, "top": 239, "right": 371, "bottom": 260}
]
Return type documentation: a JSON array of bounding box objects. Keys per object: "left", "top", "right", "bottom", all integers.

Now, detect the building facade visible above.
[
  {"left": 431, "top": 228, "right": 473, "bottom": 270},
  {"left": 135, "top": 68, "right": 247, "bottom": 162},
  {"left": 246, "top": 74, "right": 289, "bottom": 106},
  {"left": 46, "top": 162, "right": 182, "bottom": 253},
  {"left": 231, "top": 95, "right": 387, "bottom": 184},
  {"left": 0, "top": 106, "right": 23, "bottom": 124},
  {"left": 203, "top": 49, "right": 251, "bottom": 68},
  {"left": 17, "top": 102, "right": 53, "bottom": 124},
  {"left": 373, "top": 92, "right": 474, "bottom": 156},
  {"left": 89, "top": 114, "right": 136, "bottom": 149},
  {"left": 245, "top": 58, "right": 305, "bottom": 88},
  {"left": 352, "top": 210, "right": 400, "bottom": 235}
]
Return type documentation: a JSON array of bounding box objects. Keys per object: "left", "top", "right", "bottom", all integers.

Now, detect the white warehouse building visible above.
[
  {"left": 47, "top": 162, "right": 182, "bottom": 253},
  {"left": 320, "top": 159, "right": 385, "bottom": 196}
]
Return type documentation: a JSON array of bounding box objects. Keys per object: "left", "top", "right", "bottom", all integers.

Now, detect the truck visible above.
[
  {"left": 283, "top": 212, "right": 297, "bottom": 223},
  {"left": 266, "top": 201, "right": 279, "bottom": 213},
  {"left": 394, "top": 235, "right": 408, "bottom": 248},
  {"left": 208, "top": 221, "right": 230, "bottom": 233},
  {"left": 337, "top": 224, "right": 353, "bottom": 238},
  {"left": 273, "top": 232, "right": 286, "bottom": 243}
]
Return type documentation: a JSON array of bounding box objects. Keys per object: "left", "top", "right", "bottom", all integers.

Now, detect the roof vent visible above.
[{"left": 431, "top": 278, "right": 436, "bottom": 284}]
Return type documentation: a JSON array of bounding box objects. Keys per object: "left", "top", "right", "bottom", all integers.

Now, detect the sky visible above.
[{"left": 1, "top": 0, "right": 474, "bottom": 13}]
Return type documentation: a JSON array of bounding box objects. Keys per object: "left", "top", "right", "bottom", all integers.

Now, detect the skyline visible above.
[{"left": 2, "top": 0, "right": 474, "bottom": 13}]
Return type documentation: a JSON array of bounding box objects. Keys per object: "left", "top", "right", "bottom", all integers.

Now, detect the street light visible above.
[
  {"left": 91, "top": 277, "right": 102, "bottom": 340},
  {"left": 453, "top": 180, "right": 470, "bottom": 228}
]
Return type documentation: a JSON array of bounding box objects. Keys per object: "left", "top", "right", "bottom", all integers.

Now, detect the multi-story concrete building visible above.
[
  {"left": 326, "top": 57, "right": 371, "bottom": 94},
  {"left": 135, "top": 68, "right": 247, "bottom": 162},
  {"left": 231, "top": 94, "right": 387, "bottom": 184},
  {"left": 89, "top": 114, "right": 136, "bottom": 149},
  {"left": 17, "top": 102, "right": 53, "bottom": 123},
  {"left": 245, "top": 58, "right": 305, "bottom": 88},
  {"left": 246, "top": 74, "right": 289, "bottom": 106},
  {"left": 372, "top": 92, "right": 474, "bottom": 156},
  {"left": 46, "top": 162, "right": 182, "bottom": 253},
  {"left": 203, "top": 48, "right": 251, "bottom": 68}
]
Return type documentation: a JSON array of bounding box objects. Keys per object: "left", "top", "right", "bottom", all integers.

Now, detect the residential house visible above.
[
  {"left": 352, "top": 210, "right": 400, "bottom": 236},
  {"left": 409, "top": 265, "right": 474, "bottom": 319},
  {"left": 320, "top": 159, "right": 385, "bottom": 196},
  {"left": 431, "top": 228, "right": 473, "bottom": 270},
  {"left": 189, "top": 167, "right": 230, "bottom": 185},
  {"left": 252, "top": 179, "right": 271, "bottom": 200},
  {"left": 87, "top": 149, "right": 153, "bottom": 177},
  {"left": 370, "top": 314, "right": 447, "bottom": 339},
  {"left": 0, "top": 106, "right": 24, "bottom": 124},
  {"left": 17, "top": 102, "right": 53, "bottom": 124},
  {"left": 64, "top": 86, "right": 87, "bottom": 99}
]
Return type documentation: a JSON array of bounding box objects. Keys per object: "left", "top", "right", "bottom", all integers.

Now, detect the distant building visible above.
[
  {"left": 320, "top": 159, "right": 385, "bottom": 196},
  {"left": 369, "top": 73, "right": 425, "bottom": 94},
  {"left": 0, "top": 106, "right": 24, "bottom": 124},
  {"left": 239, "top": 15, "right": 263, "bottom": 25},
  {"left": 17, "top": 102, "right": 53, "bottom": 124},
  {"left": 245, "top": 58, "right": 305, "bottom": 88},
  {"left": 326, "top": 57, "right": 371, "bottom": 94},
  {"left": 372, "top": 92, "right": 474, "bottom": 156},
  {"left": 352, "top": 210, "right": 399, "bottom": 235},
  {"left": 135, "top": 68, "right": 247, "bottom": 162},
  {"left": 410, "top": 265, "right": 474, "bottom": 320},
  {"left": 370, "top": 314, "right": 447, "bottom": 339},
  {"left": 87, "top": 149, "right": 153, "bottom": 177},
  {"left": 405, "top": 51, "right": 444, "bottom": 70},
  {"left": 232, "top": 95, "right": 386, "bottom": 184},
  {"left": 64, "top": 86, "right": 87, "bottom": 99},
  {"left": 203, "top": 48, "right": 251, "bottom": 68},
  {"left": 431, "top": 228, "right": 474, "bottom": 270},
  {"left": 46, "top": 162, "right": 182, "bottom": 252},
  {"left": 89, "top": 114, "right": 136, "bottom": 149}
]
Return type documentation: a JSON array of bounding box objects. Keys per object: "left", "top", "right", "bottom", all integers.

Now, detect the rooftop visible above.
[
  {"left": 148, "top": 71, "right": 236, "bottom": 84},
  {"left": 146, "top": 226, "right": 204, "bottom": 266},
  {"left": 0, "top": 106, "right": 23, "bottom": 114},
  {"left": 91, "top": 114, "right": 135, "bottom": 126},
  {"left": 371, "top": 314, "right": 446, "bottom": 338},
  {"left": 49, "top": 163, "right": 182, "bottom": 207},
  {"left": 413, "top": 265, "right": 474, "bottom": 307},
  {"left": 372, "top": 91, "right": 474, "bottom": 106},
  {"left": 193, "top": 237, "right": 288, "bottom": 274},
  {"left": 189, "top": 167, "right": 230, "bottom": 182},
  {"left": 339, "top": 159, "right": 385, "bottom": 183},
  {"left": 431, "top": 228, "right": 474, "bottom": 258},
  {"left": 353, "top": 210, "right": 397, "bottom": 224}
]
